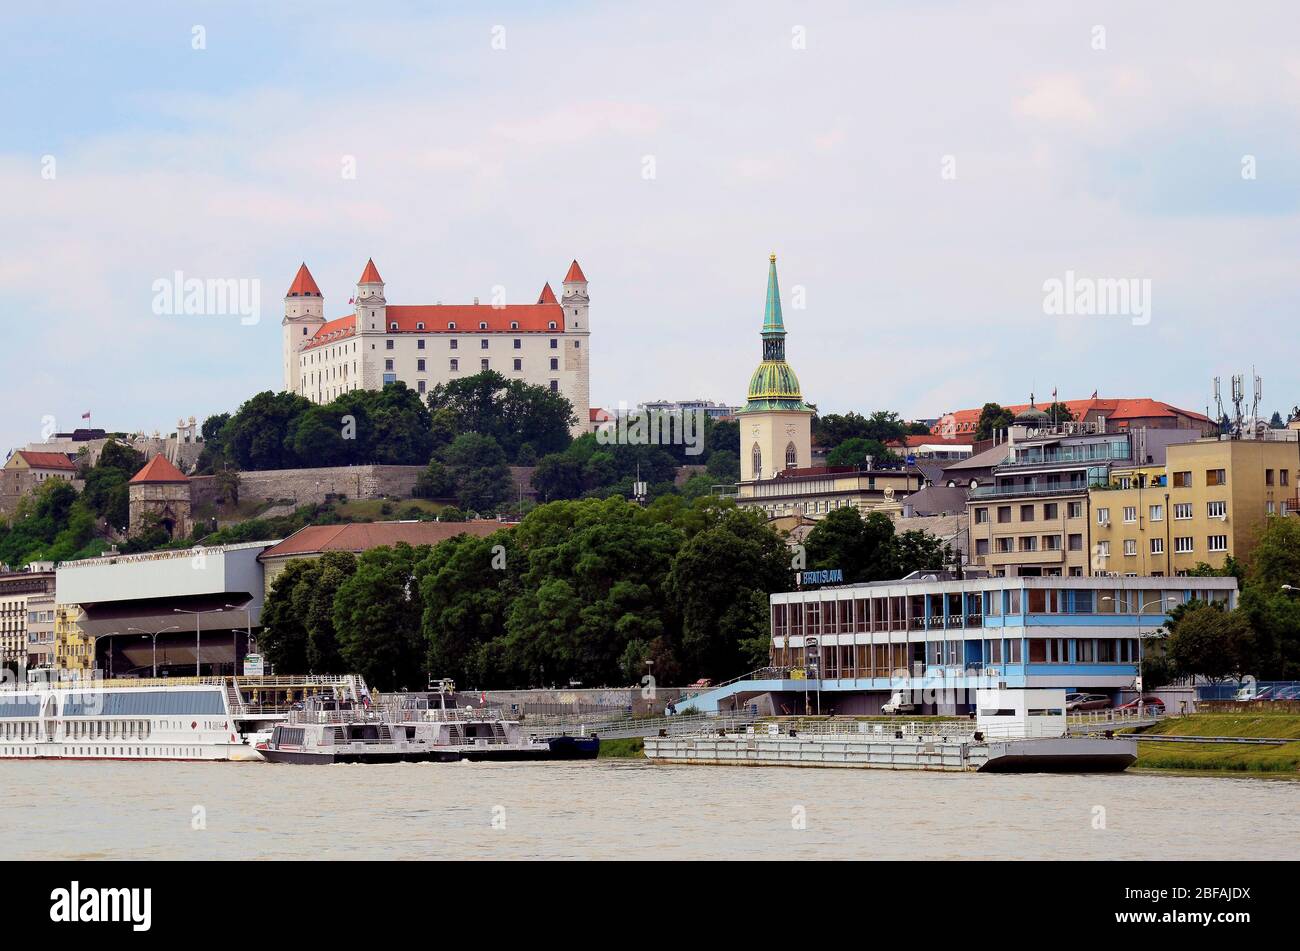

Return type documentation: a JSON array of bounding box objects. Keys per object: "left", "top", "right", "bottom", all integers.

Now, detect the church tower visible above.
[
  {"left": 737, "top": 254, "right": 812, "bottom": 480},
  {"left": 282, "top": 263, "right": 324, "bottom": 394},
  {"left": 561, "top": 259, "right": 591, "bottom": 436},
  {"left": 354, "top": 258, "right": 388, "bottom": 389}
]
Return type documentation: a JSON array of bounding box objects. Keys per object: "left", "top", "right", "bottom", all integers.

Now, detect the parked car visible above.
[
  {"left": 1117, "top": 696, "right": 1166, "bottom": 713},
  {"left": 1066, "top": 693, "right": 1112, "bottom": 712},
  {"left": 882, "top": 690, "right": 916, "bottom": 715}
]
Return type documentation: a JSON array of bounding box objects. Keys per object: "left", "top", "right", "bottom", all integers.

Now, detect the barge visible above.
[{"left": 643, "top": 689, "right": 1138, "bottom": 773}]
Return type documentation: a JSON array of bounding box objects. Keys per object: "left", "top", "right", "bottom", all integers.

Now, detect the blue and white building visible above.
[{"left": 686, "top": 575, "right": 1237, "bottom": 715}]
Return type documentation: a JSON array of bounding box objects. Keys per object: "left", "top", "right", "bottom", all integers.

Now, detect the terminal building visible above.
[{"left": 681, "top": 575, "right": 1238, "bottom": 715}]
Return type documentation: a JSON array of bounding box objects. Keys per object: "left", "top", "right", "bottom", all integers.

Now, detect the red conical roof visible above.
[
  {"left": 563, "top": 259, "right": 587, "bottom": 283},
  {"left": 537, "top": 282, "right": 558, "bottom": 304},
  {"left": 358, "top": 258, "right": 383, "bottom": 284},
  {"left": 286, "top": 263, "right": 321, "bottom": 297},
  {"left": 129, "top": 454, "right": 190, "bottom": 484}
]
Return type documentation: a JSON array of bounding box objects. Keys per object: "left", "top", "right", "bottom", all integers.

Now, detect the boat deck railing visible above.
[{"left": 287, "top": 708, "right": 387, "bottom": 725}]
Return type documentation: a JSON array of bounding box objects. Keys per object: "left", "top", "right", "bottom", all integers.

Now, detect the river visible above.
[{"left": 1, "top": 761, "right": 1296, "bottom": 860}]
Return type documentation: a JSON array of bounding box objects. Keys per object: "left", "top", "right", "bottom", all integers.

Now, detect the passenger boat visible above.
[{"left": 0, "top": 674, "right": 360, "bottom": 761}]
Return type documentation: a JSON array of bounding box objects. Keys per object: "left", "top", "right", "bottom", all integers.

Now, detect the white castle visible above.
[{"left": 282, "top": 258, "right": 591, "bottom": 435}]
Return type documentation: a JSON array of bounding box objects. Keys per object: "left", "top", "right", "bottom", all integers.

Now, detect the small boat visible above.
[{"left": 256, "top": 696, "right": 459, "bottom": 764}]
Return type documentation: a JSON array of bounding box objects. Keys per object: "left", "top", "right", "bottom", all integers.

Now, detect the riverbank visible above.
[
  {"left": 598, "top": 737, "right": 644, "bottom": 758},
  {"left": 1132, "top": 713, "right": 1300, "bottom": 773}
]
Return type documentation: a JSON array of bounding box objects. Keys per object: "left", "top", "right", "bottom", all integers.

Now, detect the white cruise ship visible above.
[{"left": 0, "top": 675, "right": 360, "bottom": 762}]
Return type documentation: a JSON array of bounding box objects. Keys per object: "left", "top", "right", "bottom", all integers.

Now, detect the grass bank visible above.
[
  {"left": 597, "top": 737, "right": 644, "bottom": 759},
  {"left": 1132, "top": 713, "right": 1300, "bottom": 774}
]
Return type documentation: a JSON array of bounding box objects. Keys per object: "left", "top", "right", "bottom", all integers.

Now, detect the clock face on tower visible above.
[
  {"left": 785, "top": 424, "right": 797, "bottom": 436},
  {"left": 751, "top": 424, "right": 760, "bottom": 436}
]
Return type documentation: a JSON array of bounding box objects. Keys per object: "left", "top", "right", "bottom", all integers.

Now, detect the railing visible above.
[
  {"left": 288, "top": 708, "right": 385, "bottom": 725},
  {"left": 969, "top": 484, "right": 1090, "bottom": 499}
]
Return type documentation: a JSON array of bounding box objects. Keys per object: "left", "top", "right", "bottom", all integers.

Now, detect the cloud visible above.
[{"left": 1016, "top": 76, "right": 1099, "bottom": 123}]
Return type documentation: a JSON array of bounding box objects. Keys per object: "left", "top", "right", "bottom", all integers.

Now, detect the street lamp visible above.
[
  {"left": 225, "top": 603, "right": 254, "bottom": 670},
  {"left": 1101, "top": 594, "right": 1180, "bottom": 703},
  {"left": 173, "top": 607, "right": 228, "bottom": 677},
  {"left": 128, "top": 625, "right": 179, "bottom": 678},
  {"left": 91, "top": 632, "right": 123, "bottom": 679}
]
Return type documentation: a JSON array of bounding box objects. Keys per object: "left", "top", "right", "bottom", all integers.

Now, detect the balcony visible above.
[{"left": 969, "top": 483, "right": 1089, "bottom": 499}]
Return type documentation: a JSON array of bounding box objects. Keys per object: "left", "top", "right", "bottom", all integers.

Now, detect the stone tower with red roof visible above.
[
  {"left": 282, "top": 263, "right": 325, "bottom": 395},
  {"left": 128, "top": 455, "right": 192, "bottom": 540}
]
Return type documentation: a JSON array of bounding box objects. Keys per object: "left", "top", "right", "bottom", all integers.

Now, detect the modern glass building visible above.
[{"left": 687, "top": 575, "right": 1237, "bottom": 715}]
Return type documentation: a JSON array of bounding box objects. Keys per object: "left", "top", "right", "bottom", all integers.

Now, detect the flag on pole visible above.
[{"left": 81, "top": 411, "right": 91, "bottom": 420}]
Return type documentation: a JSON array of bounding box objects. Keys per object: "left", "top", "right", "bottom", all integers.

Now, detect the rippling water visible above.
[{"left": 1, "top": 761, "right": 1296, "bottom": 860}]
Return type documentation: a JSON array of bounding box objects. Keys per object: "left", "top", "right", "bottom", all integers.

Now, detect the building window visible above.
[
  {"left": 1208, "top": 534, "right": 1228, "bottom": 552},
  {"left": 479, "top": 321, "right": 488, "bottom": 330},
  {"left": 481, "top": 339, "right": 489, "bottom": 349},
  {"left": 1175, "top": 536, "right": 1194, "bottom": 554},
  {"left": 1068, "top": 533, "right": 1083, "bottom": 551},
  {"left": 997, "top": 506, "right": 1011, "bottom": 523},
  {"left": 450, "top": 339, "right": 458, "bottom": 350},
  {"left": 1283, "top": 470, "right": 1291, "bottom": 486},
  {"left": 1068, "top": 501, "right": 1082, "bottom": 519},
  {"left": 1096, "top": 507, "right": 1110, "bottom": 525},
  {"left": 1174, "top": 503, "right": 1192, "bottom": 520},
  {"left": 1123, "top": 539, "right": 1137, "bottom": 556},
  {"left": 1207, "top": 501, "right": 1226, "bottom": 518},
  {"left": 1096, "top": 540, "right": 1110, "bottom": 557},
  {"left": 1043, "top": 502, "right": 1058, "bottom": 520},
  {"left": 1123, "top": 506, "right": 1137, "bottom": 523},
  {"left": 513, "top": 358, "right": 522, "bottom": 371},
  {"left": 550, "top": 338, "right": 558, "bottom": 349},
  {"left": 514, "top": 338, "right": 521, "bottom": 349},
  {"left": 974, "top": 508, "right": 988, "bottom": 524},
  {"left": 417, "top": 380, "right": 426, "bottom": 394},
  {"left": 1020, "top": 504, "right": 1034, "bottom": 521},
  {"left": 1150, "top": 504, "right": 1163, "bottom": 522},
  {"left": 1019, "top": 536, "right": 1037, "bottom": 552},
  {"left": 416, "top": 322, "right": 425, "bottom": 331},
  {"left": 417, "top": 359, "right": 426, "bottom": 372},
  {"left": 1206, "top": 468, "right": 1226, "bottom": 487},
  {"left": 386, "top": 339, "right": 394, "bottom": 350},
  {"left": 785, "top": 442, "right": 797, "bottom": 468},
  {"left": 384, "top": 358, "right": 393, "bottom": 371},
  {"left": 751, "top": 444, "right": 762, "bottom": 479},
  {"left": 975, "top": 539, "right": 989, "bottom": 556},
  {"left": 510, "top": 322, "right": 519, "bottom": 330},
  {"left": 549, "top": 380, "right": 558, "bottom": 392},
  {"left": 448, "top": 322, "right": 457, "bottom": 330},
  {"left": 450, "top": 359, "right": 459, "bottom": 372},
  {"left": 481, "top": 359, "right": 490, "bottom": 371},
  {"left": 550, "top": 358, "right": 558, "bottom": 370},
  {"left": 548, "top": 321, "right": 557, "bottom": 330},
  {"left": 1173, "top": 471, "right": 1192, "bottom": 488},
  {"left": 1266, "top": 468, "right": 1275, "bottom": 486},
  {"left": 1151, "top": 538, "right": 1164, "bottom": 555},
  {"left": 389, "top": 322, "right": 398, "bottom": 331},
  {"left": 418, "top": 339, "right": 425, "bottom": 350},
  {"left": 996, "top": 537, "right": 1014, "bottom": 553}
]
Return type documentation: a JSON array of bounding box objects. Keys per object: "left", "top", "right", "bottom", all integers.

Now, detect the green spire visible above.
[
  {"left": 762, "top": 252, "right": 784, "bottom": 334},
  {"left": 741, "top": 253, "right": 807, "bottom": 413}
]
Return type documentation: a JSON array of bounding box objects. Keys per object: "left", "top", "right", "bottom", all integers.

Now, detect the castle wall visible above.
[{"left": 189, "top": 465, "right": 538, "bottom": 509}]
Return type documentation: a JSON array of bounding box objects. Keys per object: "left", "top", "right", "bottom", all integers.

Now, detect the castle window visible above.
[
  {"left": 548, "top": 321, "right": 557, "bottom": 330},
  {"left": 751, "top": 444, "right": 762, "bottom": 479},
  {"left": 510, "top": 321, "right": 519, "bottom": 330},
  {"left": 550, "top": 358, "right": 558, "bottom": 371},
  {"left": 513, "top": 338, "right": 521, "bottom": 349},
  {"left": 480, "top": 339, "right": 489, "bottom": 349},
  {"left": 302, "top": 327, "right": 308, "bottom": 335},
  {"left": 385, "top": 359, "right": 393, "bottom": 371},
  {"left": 785, "top": 442, "right": 797, "bottom": 468},
  {"left": 386, "top": 339, "right": 394, "bottom": 350},
  {"left": 390, "top": 322, "right": 398, "bottom": 330},
  {"left": 416, "top": 322, "right": 425, "bottom": 330},
  {"left": 513, "top": 358, "right": 522, "bottom": 371},
  {"left": 481, "top": 359, "right": 490, "bottom": 371},
  {"left": 550, "top": 339, "right": 558, "bottom": 349},
  {"left": 575, "top": 340, "right": 580, "bottom": 348},
  {"left": 550, "top": 380, "right": 558, "bottom": 392},
  {"left": 450, "top": 340, "right": 458, "bottom": 350},
  {"left": 450, "top": 359, "right": 459, "bottom": 372},
  {"left": 418, "top": 380, "right": 426, "bottom": 394},
  {"left": 479, "top": 321, "right": 488, "bottom": 330},
  {"left": 417, "top": 359, "right": 426, "bottom": 372},
  {"left": 448, "top": 321, "right": 456, "bottom": 330},
  {"left": 417, "top": 339, "right": 425, "bottom": 350}
]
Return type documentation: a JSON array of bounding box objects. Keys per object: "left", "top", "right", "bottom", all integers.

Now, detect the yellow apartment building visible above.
[
  {"left": 54, "top": 604, "right": 94, "bottom": 673},
  {"left": 1090, "top": 436, "right": 1300, "bottom": 576}
]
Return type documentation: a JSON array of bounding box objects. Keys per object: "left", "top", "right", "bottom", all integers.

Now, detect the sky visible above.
[{"left": 3, "top": 0, "right": 1300, "bottom": 453}]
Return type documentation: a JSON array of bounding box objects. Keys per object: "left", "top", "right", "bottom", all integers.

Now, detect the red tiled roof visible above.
[
  {"left": 537, "top": 282, "right": 558, "bottom": 304},
  {"left": 300, "top": 315, "right": 357, "bottom": 351},
  {"left": 286, "top": 263, "right": 321, "bottom": 297},
  {"left": 358, "top": 258, "right": 383, "bottom": 284},
  {"left": 13, "top": 451, "right": 76, "bottom": 471},
  {"left": 259, "top": 520, "right": 503, "bottom": 560},
  {"left": 886, "top": 434, "right": 975, "bottom": 448},
  {"left": 129, "top": 454, "right": 189, "bottom": 484},
  {"left": 564, "top": 259, "right": 587, "bottom": 283},
  {"left": 590, "top": 407, "right": 613, "bottom": 423},
  {"left": 930, "top": 397, "right": 1211, "bottom": 435}
]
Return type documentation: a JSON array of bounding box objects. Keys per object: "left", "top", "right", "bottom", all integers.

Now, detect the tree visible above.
[
  {"left": 259, "top": 560, "right": 314, "bottom": 673},
  {"left": 532, "top": 453, "right": 586, "bottom": 502},
  {"left": 221, "top": 391, "right": 313, "bottom": 470},
  {"left": 334, "top": 543, "right": 429, "bottom": 690},
  {"left": 426, "top": 370, "right": 574, "bottom": 462},
  {"left": 413, "top": 458, "right": 455, "bottom": 499},
  {"left": 1164, "top": 600, "right": 1257, "bottom": 682},
  {"left": 975, "top": 403, "right": 1015, "bottom": 441},
  {"left": 1237, "top": 517, "right": 1300, "bottom": 678},
  {"left": 419, "top": 531, "right": 516, "bottom": 685},
  {"left": 826, "top": 437, "right": 896, "bottom": 467},
  {"left": 442, "top": 433, "right": 512, "bottom": 512},
  {"left": 813, "top": 411, "right": 910, "bottom": 451},
  {"left": 804, "top": 507, "right": 946, "bottom": 582},
  {"left": 213, "top": 468, "right": 240, "bottom": 506},
  {"left": 667, "top": 507, "right": 791, "bottom": 679},
  {"left": 705, "top": 449, "right": 739, "bottom": 481}
]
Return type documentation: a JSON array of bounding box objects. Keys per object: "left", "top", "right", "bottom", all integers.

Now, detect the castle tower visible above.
[
  {"left": 355, "top": 258, "right": 388, "bottom": 389},
  {"left": 561, "top": 260, "right": 591, "bottom": 436},
  {"left": 737, "top": 254, "right": 812, "bottom": 480},
  {"left": 128, "top": 455, "right": 192, "bottom": 540},
  {"left": 282, "top": 263, "right": 324, "bottom": 394}
]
